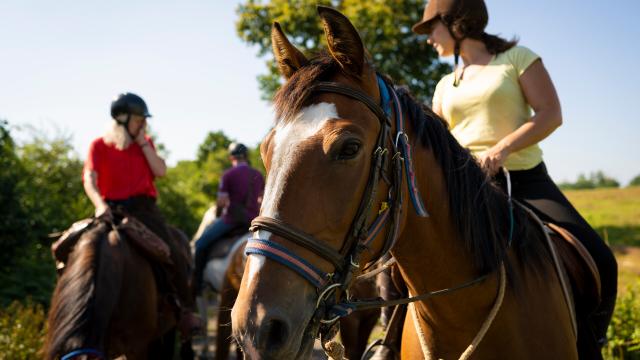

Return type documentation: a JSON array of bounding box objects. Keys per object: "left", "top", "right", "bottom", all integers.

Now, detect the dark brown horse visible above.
[
  {"left": 231, "top": 6, "right": 584, "bottom": 360},
  {"left": 43, "top": 221, "right": 179, "bottom": 359}
]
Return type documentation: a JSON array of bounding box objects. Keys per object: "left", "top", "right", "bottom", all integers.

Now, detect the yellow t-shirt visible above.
[{"left": 435, "top": 45, "right": 542, "bottom": 170}]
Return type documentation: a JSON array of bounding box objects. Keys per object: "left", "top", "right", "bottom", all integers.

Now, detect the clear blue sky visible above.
[{"left": 1, "top": 1, "right": 639, "bottom": 184}]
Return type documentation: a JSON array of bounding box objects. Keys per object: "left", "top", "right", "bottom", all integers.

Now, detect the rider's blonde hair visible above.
[{"left": 103, "top": 115, "right": 131, "bottom": 150}]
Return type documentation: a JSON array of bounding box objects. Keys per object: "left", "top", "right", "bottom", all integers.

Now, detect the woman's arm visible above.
[
  {"left": 432, "top": 80, "right": 444, "bottom": 118},
  {"left": 480, "top": 59, "right": 563, "bottom": 175},
  {"left": 83, "top": 169, "right": 110, "bottom": 218},
  {"left": 136, "top": 132, "right": 167, "bottom": 177}
]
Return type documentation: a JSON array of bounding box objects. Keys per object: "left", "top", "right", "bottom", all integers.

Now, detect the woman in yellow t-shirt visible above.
[{"left": 413, "top": 0, "right": 616, "bottom": 355}]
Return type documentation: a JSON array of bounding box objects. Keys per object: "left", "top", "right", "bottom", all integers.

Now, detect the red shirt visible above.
[{"left": 84, "top": 137, "right": 157, "bottom": 200}]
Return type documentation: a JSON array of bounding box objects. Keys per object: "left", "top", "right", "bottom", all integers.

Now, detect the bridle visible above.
[
  {"left": 244, "top": 73, "right": 515, "bottom": 359},
  {"left": 245, "top": 73, "right": 428, "bottom": 329}
]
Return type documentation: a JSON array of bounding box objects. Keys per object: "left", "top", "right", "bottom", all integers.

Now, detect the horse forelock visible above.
[
  {"left": 273, "top": 52, "right": 340, "bottom": 124},
  {"left": 43, "top": 224, "right": 107, "bottom": 359}
]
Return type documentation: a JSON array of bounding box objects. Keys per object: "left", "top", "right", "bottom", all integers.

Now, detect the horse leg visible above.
[
  {"left": 180, "top": 339, "right": 196, "bottom": 360},
  {"left": 339, "top": 308, "right": 380, "bottom": 360},
  {"left": 215, "top": 277, "right": 238, "bottom": 360}
]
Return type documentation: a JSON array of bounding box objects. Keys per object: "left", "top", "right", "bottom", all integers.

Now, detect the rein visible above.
[{"left": 61, "top": 348, "right": 105, "bottom": 360}]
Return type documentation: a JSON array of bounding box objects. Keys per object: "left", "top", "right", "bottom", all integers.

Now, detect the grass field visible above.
[
  {"left": 565, "top": 186, "right": 640, "bottom": 293},
  {"left": 565, "top": 186, "right": 640, "bottom": 247}
]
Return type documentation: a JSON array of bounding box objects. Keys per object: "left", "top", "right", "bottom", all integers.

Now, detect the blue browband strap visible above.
[{"left": 376, "top": 75, "right": 428, "bottom": 217}]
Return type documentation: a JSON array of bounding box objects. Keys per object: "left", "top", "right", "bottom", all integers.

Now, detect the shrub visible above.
[
  {"left": 0, "top": 300, "right": 46, "bottom": 359},
  {"left": 605, "top": 282, "right": 640, "bottom": 359}
]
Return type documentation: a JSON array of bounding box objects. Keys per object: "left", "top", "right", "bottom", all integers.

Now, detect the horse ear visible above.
[
  {"left": 271, "top": 22, "right": 309, "bottom": 79},
  {"left": 317, "top": 6, "right": 365, "bottom": 77}
]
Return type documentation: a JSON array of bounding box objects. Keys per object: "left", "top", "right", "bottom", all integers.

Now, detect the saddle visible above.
[
  {"left": 546, "top": 222, "right": 602, "bottom": 313},
  {"left": 52, "top": 216, "right": 172, "bottom": 272},
  {"left": 205, "top": 226, "right": 248, "bottom": 260},
  {"left": 516, "top": 201, "right": 602, "bottom": 339}
]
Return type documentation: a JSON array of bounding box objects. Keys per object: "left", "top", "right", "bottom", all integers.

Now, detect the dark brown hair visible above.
[{"left": 480, "top": 32, "right": 518, "bottom": 55}]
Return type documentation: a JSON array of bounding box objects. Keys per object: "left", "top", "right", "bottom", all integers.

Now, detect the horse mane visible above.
[
  {"left": 43, "top": 223, "right": 109, "bottom": 359},
  {"left": 273, "top": 53, "right": 550, "bottom": 275},
  {"left": 396, "top": 88, "right": 550, "bottom": 274}
]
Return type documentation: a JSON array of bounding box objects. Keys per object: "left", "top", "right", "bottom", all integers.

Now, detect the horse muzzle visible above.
[{"left": 231, "top": 255, "right": 318, "bottom": 359}]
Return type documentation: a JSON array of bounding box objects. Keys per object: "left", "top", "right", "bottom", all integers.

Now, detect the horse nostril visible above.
[{"left": 258, "top": 318, "right": 290, "bottom": 352}]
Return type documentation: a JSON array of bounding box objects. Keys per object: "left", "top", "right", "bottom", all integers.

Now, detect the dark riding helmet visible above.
[
  {"left": 110, "top": 93, "right": 153, "bottom": 120},
  {"left": 412, "top": 0, "right": 488, "bottom": 39},
  {"left": 228, "top": 142, "right": 248, "bottom": 157}
]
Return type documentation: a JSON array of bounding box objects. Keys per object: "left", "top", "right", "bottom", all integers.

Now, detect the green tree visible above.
[
  {"left": 197, "top": 130, "right": 233, "bottom": 164},
  {"left": 236, "top": 0, "right": 451, "bottom": 102},
  {"left": 559, "top": 171, "right": 620, "bottom": 190},
  {"left": 157, "top": 160, "right": 211, "bottom": 236},
  {"left": 18, "top": 133, "right": 92, "bottom": 239},
  {"left": 0, "top": 121, "right": 30, "bottom": 266},
  {"left": 157, "top": 130, "right": 265, "bottom": 237},
  {"left": 629, "top": 174, "right": 640, "bottom": 187},
  {"left": 0, "top": 122, "right": 92, "bottom": 305}
]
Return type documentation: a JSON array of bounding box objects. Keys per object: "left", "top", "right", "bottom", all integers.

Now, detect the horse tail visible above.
[{"left": 43, "top": 222, "right": 124, "bottom": 359}]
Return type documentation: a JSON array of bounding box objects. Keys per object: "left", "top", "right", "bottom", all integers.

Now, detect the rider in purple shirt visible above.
[{"left": 193, "top": 143, "right": 264, "bottom": 295}]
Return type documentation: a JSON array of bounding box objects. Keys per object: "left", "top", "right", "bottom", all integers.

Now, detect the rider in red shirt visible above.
[{"left": 83, "top": 92, "right": 200, "bottom": 339}]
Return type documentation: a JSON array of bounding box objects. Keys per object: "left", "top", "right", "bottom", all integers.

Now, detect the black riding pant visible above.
[{"left": 495, "top": 162, "right": 617, "bottom": 350}]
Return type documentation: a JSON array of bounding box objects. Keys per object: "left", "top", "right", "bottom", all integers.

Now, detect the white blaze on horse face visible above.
[
  {"left": 246, "top": 251, "right": 267, "bottom": 284},
  {"left": 261, "top": 102, "right": 338, "bottom": 218}
]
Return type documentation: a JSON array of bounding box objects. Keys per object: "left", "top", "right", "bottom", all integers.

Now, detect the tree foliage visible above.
[
  {"left": 559, "top": 171, "right": 620, "bottom": 190},
  {"left": 629, "top": 174, "right": 640, "bottom": 188},
  {"left": 236, "top": 0, "right": 451, "bottom": 102},
  {"left": 0, "top": 121, "right": 92, "bottom": 306},
  {"left": 0, "top": 121, "right": 29, "bottom": 267},
  {"left": 156, "top": 131, "right": 265, "bottom": 236}
]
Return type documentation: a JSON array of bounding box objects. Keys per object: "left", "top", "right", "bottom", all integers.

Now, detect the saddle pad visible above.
[{"left": 119, "top": 217, "right": 172, "bottom": 265}]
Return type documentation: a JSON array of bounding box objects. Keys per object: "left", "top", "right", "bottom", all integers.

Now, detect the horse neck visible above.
[
  {"left": 391, "top": 137, "right": 503, "bottom": 346},
  {"left": 393, "top": 147, "right": 477, "bottom": 293},
  {"left": 43, "top": 227, "right": 119, "bottom": 358}
]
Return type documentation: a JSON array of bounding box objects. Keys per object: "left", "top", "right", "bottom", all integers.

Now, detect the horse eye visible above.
[{"left": 337, "top": 141, "right": 361, "bottom": 160}]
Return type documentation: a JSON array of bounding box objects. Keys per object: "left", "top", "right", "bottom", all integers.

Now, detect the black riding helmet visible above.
[
  {"left": 228, "top": 142, "right": 248, "bottom": 157},
  {"left": 110, "top": 93, "right": 152, "bottom": 121}
]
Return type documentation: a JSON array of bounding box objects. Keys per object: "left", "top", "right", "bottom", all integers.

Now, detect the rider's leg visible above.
[
  {"left": 497, "top": 163, "right": 617, "bottom": 350},
  {"left": 193, "top": 218, "right": 236, "bottom": 295}
]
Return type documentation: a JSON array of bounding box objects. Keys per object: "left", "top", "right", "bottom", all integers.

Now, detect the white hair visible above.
[{"left": 102, "top": 116, "right": 132, "bottom": 150}]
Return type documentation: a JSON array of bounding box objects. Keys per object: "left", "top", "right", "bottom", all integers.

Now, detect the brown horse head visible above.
[{"left": 231, "top": 6, "right": 401, "bottom": 359}]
